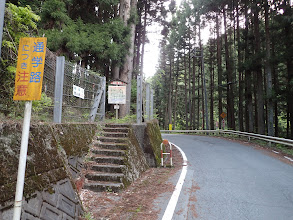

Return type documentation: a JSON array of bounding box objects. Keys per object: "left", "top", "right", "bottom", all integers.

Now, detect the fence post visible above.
[
  {"left": 0, "top": 0, "right": 6, "bottom": 58},
  {"left": 137, "top": 76, "right": 142, "bottom": 124},
  {"left": 89, "top": 77, "right": 105, "bottom": 122},
  {"left": 145, "top": 83, "right": 150, "bottom": 121},
  {"left": 53, "top": 56, "right": 65, "bottom": 123},
  {"left": 150, "top": 89, "right": 154, "bottom": 119},
  {"left": 98, "top": 77, "right": 106, "bottom": 120}
]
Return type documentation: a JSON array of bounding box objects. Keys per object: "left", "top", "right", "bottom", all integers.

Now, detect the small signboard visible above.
[
  {"left": 220, "top": 112, "right": 227, "bottom": 119},
  {"left": 13, "top": 37, "right": 47, "bottom": 100},
  {"left": 110, "top": 81, "right": 127, "bottom": 86},
  {"left": 73, "top": 85, "right": 85, "bottom": 99},
  {"left": 114, "top": 104, "right": 120, "bottom": 109},
  {"left": 108, "top": 86, "right": 126, "bottom": 104}
]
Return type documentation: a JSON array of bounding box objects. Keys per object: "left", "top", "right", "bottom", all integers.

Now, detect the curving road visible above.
[{"left": 158, "top": 134, "right": 293, "bottom": 220}]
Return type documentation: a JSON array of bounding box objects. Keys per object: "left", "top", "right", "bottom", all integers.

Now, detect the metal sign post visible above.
[
  {"left": 13, "top": 101, "right": 32, "bottom": 220},
  {"left": 114, "top": 104, "right": 119, "bottom": 120},
  {"left": 12, "top": 37, "right": 47, "bottom": 220},
  {"left": 136, "top": 76, "right": 142, "bottom": 124},
  {"left": 0, "top": 0, "right": 6, "bottom": 58}
]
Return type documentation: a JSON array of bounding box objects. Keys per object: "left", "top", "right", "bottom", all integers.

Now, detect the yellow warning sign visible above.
[
  {"left": 220, "top": 112, "right": 227, "bottom": 119},
  {"left": 13, "top": 37, "right": 47, "bottom": 101}
]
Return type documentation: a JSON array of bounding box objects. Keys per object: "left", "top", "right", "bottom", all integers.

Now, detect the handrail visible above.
[{"left": 161, "top": 129, "right": 293, "bottom": 148}]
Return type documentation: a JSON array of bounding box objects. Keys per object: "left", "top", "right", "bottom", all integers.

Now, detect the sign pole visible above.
[
  {"left": 13, "top": 101, "right": 32, "bottom": 220},
  {"left": 0, "top": 0, "right": 6, "bottom": 58},
  {"left": 12, "top": 37, "right": 47, "bottom": 219}
]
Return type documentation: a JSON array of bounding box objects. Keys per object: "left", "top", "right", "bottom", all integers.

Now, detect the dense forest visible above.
[
  {"left": 1, "top": 0, "right": 293, "bottom": 138},
  {"left": 153, "top": 0, "right": 293, "bottom": 139},
  {"left": 0, "top": 0, "right": 169, "bottom": 117}
]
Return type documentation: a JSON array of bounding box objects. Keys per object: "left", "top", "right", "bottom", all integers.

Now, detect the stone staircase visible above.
[{"left": 83, "top": 124, "right": 130, "bottom": 192}]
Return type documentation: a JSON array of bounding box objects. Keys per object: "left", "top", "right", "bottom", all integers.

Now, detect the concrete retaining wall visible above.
[
  {"left": 0, "top": 120, "right": 162, "bottom": 219},
  {"left": 0, "top": 123, "right": 97, "bottom": 220}
]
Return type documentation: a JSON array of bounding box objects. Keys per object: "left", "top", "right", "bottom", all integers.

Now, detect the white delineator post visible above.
[
  {"left": 160, "top": 139, "right": 173, "bottom": 167},
  {"left": 13, "top": 101, "right": 32, "bottom": 220}
]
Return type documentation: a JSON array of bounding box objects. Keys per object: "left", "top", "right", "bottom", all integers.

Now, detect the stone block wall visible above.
[
  {"left": 0, "top": 122, "right": 97, "bottom": 220},
  {"left": 131, "top": 120, "right": 163, "bottom": 167},
  {"left": 0, "top": 120, "right": 162, "bottom": 219}
]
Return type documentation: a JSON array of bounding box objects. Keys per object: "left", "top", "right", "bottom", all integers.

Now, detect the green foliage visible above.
[
  {"left": 40, "top": 0, "right": 70, "bottom": 29},
  {"left": 105, "top": 114, "right": 137, "bottom": 124},
  {"left": 42, "top": 16, "right": 130, "bottom": 67},
  {"left": 32, "top": 93, "right": 53, "bottom": 113},
  {"left": 83, "top": 212, "right": 94, "bottom": 220},
  {"left": 0, "top": 3, "right": 40, "bottom": 115}
]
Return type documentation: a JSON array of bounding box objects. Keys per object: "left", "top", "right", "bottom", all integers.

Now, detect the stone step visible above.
[
  {"left": 91, "top": 156, "right": 124, "bottom": 165},
  {"left": 85, "top": 172, "right": 124, "bottom": 182},
  {"left": 91, "top": 148, "right": 125, "bottom": 157},
  {"left": 84, "top": 181, "right": 123, "bottom": 193},
  {"left": 104, "top": 124, "right": 130, "bottom": 128},
  {"left": 94, "top": 142, "right": 128, "bottom": 151},
  {"left": 97, "top": 136, "right": 128, "bottom": 144},
  {"left": 103, "top": 127, "right": 129, "bottom": 133},
  {"left": 103, "top": 132, "right": 128, "bottom": 138},
  {"left": 91, "top": 164, "right": 125, "bottom": 173}
]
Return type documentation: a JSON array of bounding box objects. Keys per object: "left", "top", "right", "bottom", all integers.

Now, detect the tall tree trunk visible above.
[
  {"left": 173, "top": 57, "right": 180, "bottom": 130},
  {"left": 244, "top": 0, "right": 254, "bottom": 132},
  {"left": 253, "top": 0, "right": 265, "bottom": 134},
  {"left": 188, "top": 32, "right": 192, "bottom": 129},
  {"left": 192, "top": 51, "right": 196, "bottom": 129},
  {"left": 216, "top": 13, "right": 223, "bottom": 129},
  {"left": 284, "top": 0, "right": 293, "bottom": 138},
  {"left": 264, "top": 1, "right": 274, "bottom": 136},
  {"left": 223, "top": 7, "right": 235, "bottom": 129},
  {"left": 197, "top": 59, "right": 201, "bottom": 129},
  {"left": 272, "top": 42, "right": 279, "bottom": 136},
  {"left": 140, "top": 1, "right": 148, "bottom": 77},
  {"left": 184, "top": 48, "right": 189, "bottom": 130},
  {"left": 119, "top": 0, "right": 137, "bottom": 117},
  {"left": 237, "top": 3, "right": 244, "bottom": 131},
  {"left": 134, "top": 17, "right": 142, "bottom": 75},
  {"left": 210, "top": 47, "right": 215, "bottom": 130},
  {"left": 168, "top": 53, "right": 173, "bottom": 127}
]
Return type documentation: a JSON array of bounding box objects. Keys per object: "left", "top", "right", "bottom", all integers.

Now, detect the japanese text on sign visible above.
[
  {"left": 13, "top": 37, "right": 47, "bottom": 101},
  {"left": 73, "top": 85, "right": 85, "bottom": 99},
  {"left": 108, "top": 86, "right": 126, "bottom": 104}
]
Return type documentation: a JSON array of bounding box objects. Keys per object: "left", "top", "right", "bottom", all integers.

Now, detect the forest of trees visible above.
[
  {"left": 153, "top": 0, "right": 293, "bottom": 139},
  {"left": 0, "top": 0, "right": 169, "bottom": 117},
  {"left": 1, "top": 0, "right": 293, "bottom": 139}
]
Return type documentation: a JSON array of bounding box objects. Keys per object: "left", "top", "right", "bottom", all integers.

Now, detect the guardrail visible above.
[{"left": 161, "top": 129, "right": 293, "bottom": 148}]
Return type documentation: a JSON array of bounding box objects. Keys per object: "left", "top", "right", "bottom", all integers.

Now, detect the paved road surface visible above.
[{"left": 157, "top": 134, "right": 293, "bottom": 220}]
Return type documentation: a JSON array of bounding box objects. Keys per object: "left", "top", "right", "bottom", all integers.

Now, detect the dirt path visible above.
[{"left": 79, "top": 147, "right": 183, "bottom": 220}]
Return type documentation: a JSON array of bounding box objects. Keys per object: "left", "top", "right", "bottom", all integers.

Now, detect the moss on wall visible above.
[
  {"left": 130, "top": 120, "right": 163, "bottom": 167},
  {"left": 124, "top": 128, "right": 149, "bottom": 185},
  {"left": 0, "top": 122, "right": 98, "bottom": 205},
  {"left": 51, "top": 124, "right": 97, "bottom": 157},
  {"left": 145, "top": 120, "right": 163, "bottom": 166}
]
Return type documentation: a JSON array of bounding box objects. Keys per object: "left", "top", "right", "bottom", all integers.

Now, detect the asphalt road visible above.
[{"left": 158, "top": 134, "right": 293, "bottom": 220}]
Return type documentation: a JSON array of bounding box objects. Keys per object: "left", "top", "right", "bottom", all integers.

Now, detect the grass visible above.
[
  {"left": 105, "top": 114, "right": 137, "bottom": 124},
  {"left": 83, "top": 212, "right": 94, "bottom": 220}
]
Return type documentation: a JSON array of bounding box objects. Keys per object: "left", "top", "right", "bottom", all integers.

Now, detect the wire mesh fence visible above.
[{"left": 33, "top": 48, "right": 105, "bottom": 123}]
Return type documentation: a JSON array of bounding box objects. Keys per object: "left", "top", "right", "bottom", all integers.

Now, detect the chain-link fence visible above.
[{"left": 35, "top": 49, "right": 105, "bottom": 123}]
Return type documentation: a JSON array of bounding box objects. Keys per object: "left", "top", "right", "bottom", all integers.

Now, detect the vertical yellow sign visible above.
[
  {"left": 13, "top": 37, "right": 47, "bottom": 101},
  {"left": 169, "top": 124, "right": 173, "bottom": 131}
]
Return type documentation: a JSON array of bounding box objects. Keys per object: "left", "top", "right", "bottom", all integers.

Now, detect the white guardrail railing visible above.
[{"left": 160, "top": 130, "right": 293, "bottom": 148}]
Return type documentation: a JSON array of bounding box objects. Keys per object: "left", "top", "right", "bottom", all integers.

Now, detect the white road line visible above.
[
  {"left": 162, "top": 142, "right": 188, "bottom": 220},
  {"left": 272, "top": 150, "right": 280, "bottom": 154},
  {"left": 284, "top": 156, "right": 293, "bottom": 162}
]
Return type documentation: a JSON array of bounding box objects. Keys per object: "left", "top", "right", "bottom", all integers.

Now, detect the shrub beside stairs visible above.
[{"left": 83, "top": 124, "right": 131, "bottom": 192}]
